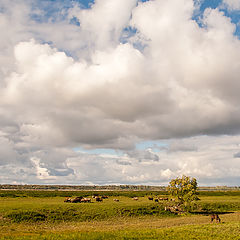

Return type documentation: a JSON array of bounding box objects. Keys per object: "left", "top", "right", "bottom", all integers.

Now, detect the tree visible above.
[{"left": 167, "top": 175, "right": 198, "bottom": 207}]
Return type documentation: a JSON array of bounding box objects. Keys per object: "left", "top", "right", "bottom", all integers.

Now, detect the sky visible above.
[{"left": 0, "top": 0, "right": 240, "bottom": 186}]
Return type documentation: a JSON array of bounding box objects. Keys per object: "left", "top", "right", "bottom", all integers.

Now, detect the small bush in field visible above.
[{"left": 6, "top": 211, "right": 47, "bottom": 222}]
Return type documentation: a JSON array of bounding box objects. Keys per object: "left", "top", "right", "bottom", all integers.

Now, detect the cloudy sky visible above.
[{"left": 1, "top": 0, "right": 240, "bottom": 186}]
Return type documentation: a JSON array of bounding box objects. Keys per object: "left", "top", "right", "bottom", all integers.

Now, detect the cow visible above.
[
  {"left": 64, "top": 197, "right": 72, "bottom": 202},
  {"left": 133, "top": 197, "right": 138, "bottom": 201},
  {"left": 71, "top": 197, "right": 83, "bottom": 203},
  {"left": 210, "top": 214, "right": 221, "bottom": 223},
  {"left": 81, "top": 198, "right": 91, "bottom": 203},
  {"left": 155, "top": 199, "right": 159, "bottom": 202},
  {"left": 92, "top": 194, "right": 99, "bottom": 199},
  {"left": 95, "top": 197, "right": 103, "bottom": 202},
  {"left": 113, "top": 199, "right": 119, "bottom": 202},
  {"left": 102, "top": 195, "right": 108, "bottom": 199},
  {"left": 164, "top": 206, "right": 182, "bottom": 213},
  {"left": 148, "top": 197, "right": 154, "bottom": 201}
]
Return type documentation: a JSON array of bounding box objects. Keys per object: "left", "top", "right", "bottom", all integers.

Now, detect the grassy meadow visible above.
[{"left": 0, "top": 190, "right": 240, "bottom": 239}]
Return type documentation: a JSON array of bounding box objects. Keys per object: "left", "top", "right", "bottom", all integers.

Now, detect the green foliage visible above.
[
  {"left": 198, "top": 202, "right": 240, "bottom": 213},
  {"left": 6, "top": 211, "right": 47, "bottom": 223},
  {"left": 167, "top": 175, "right": 198, "bottom": 206}
]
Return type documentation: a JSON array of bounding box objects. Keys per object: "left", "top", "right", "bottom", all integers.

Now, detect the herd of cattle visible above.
[
  {"left": 63, "top": 195, "right": 221, "bottom": 222},
  {"left": 64, "top": 195, "right": 109, "bottom": 203},
  {"left": 64, "top": 195, "right": 170, "bottom": 204}
]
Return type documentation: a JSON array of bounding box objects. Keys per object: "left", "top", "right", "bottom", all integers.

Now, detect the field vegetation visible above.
[{"left": 0, "top": 190, "right": 240, "bottom": 239}]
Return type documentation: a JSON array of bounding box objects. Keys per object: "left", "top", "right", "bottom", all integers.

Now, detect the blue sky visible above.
[
  {"left": 1, "top": 0, "right": 240, "bottom": 186},
  {"left": 28, "top": 0, "right": 240, "bottom": 35}
]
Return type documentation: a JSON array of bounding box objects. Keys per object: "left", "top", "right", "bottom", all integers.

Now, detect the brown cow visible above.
[
  {"left": 113, "top": 199, "right": 119, "bottom": 202},
  {"left": 64, "top": 197, "right": 72, "bottom": 202},
  {"left": 102, "top": 195, "right": 108, "bottom": 199},
  {"left": 95, "top": 197, "right": 103, "bottom": 202},
  {"left": 164, "top": 205, "right": 182, "bottom": 213},
  {"left": 210, "top": 214, "right": 221, "bottom": 223},
  {"left": 81, "top": 198, "right": 91, "bottom": 203},
  {"left": 133, "top": 197, "right": 138, "bottom": 201},
  {"left": 71, "top": 197, "right": 83, "bottom": 203}
]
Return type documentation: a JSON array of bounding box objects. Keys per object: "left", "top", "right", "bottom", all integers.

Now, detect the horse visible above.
[{"left": 210, "top": 214, "right": 221, "bottom": 223}]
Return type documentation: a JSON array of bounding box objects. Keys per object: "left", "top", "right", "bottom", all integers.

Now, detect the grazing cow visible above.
[
  {"left": 64, "top": 197, "right": 71, "bottom": 202},
  {"left": 164, "top": 206, "right": 182, "bottom": 213},
  {"left": 113, "top": 199, "right": 119, "bottom": 202},
  {"left": 81, "top": 198, "right": 91, "bottom": 203},
  {"left": 210, "top": 214, "right": 221, "bottom": 223},
  {"left": 95, "top": 197, "right": 103, "bottom": 202},
  {"left": 102, "top": 196, "right": 108, "bottom": 199},
  {"left": 133, "top": 197, "right": 138, "bottom": 201},
  {"left": 71, "top": 197, "right": 83, "bottom": 203},
  {"left": 148, "top": 197, "right": 154, "bottom": 201},
  {"left": 155, "top": 199, "right": 159, "bottom": 202}
]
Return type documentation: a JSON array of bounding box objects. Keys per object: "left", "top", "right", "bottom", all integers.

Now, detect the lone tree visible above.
[{"left": 167, "top": 175, "right": 198, "bottom": 207}]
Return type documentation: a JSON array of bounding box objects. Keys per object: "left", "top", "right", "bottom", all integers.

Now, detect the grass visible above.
[
  {"left": 1, "top": 216, "right": 240, "bottom": 239},
  {"left": 0, "top": 196, "right": 175, "bottom": 223},
  {"left": 1, "top": 191, "right": 240, "bottom": 239},
  {"left": 0, "top": 190, "right": 167, "bottom": 198}
]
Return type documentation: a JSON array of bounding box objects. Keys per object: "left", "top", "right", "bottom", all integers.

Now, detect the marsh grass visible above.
[
  {"left": 1, "top": 191, "right": 240, "bottom": 239},
  {"left": 0, "top": 196, "right": 176, "bottom": 223},
  {"left": 1, "top": 221, "right": 240, "bottom": 240},
  {"left": 0, "top": 190, "right": 167, "bottom": 198}
]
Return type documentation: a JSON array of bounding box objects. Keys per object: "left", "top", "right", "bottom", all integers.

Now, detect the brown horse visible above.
[{"left": 210, "top": 214, "right": 221, "bottom": 223}]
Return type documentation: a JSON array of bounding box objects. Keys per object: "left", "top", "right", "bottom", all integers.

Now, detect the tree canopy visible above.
[{"left": 167, "top": 175, "right": 198, "bottom": 205}]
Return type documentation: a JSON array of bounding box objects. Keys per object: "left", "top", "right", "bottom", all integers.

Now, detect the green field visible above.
[{"left": 1, "top": 191, "right": 240, "bottom": 239}]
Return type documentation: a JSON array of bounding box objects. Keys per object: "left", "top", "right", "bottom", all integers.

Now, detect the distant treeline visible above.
[
  {"left": 0, "top": 184, "right": 239, "bottom": 191},
  {"left": 0, "top": 184, "right": 166, "bottom": 191}
]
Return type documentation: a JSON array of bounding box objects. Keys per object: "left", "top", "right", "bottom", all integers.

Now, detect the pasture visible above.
[{"left": 0, "top": 190, "right": 240, "bottom": 239}]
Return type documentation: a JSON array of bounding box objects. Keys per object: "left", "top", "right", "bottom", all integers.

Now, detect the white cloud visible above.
[
  {"left": 223, "top": 0, "right": 240, "bottom": 10},
  {"left": 1, "top": 0, "right": 240, "bottom": 185},
  {"left": 68, "top": 0, "right": 137, "bottom": 50},
  {"left": 31, "top": 157, "right": 56, "bottom": 180}
]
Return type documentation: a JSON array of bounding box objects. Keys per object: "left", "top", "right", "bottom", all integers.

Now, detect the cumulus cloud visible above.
[
  {"left": 1, "top": 0, "right": 240, "bottom": 185},
  {"left": 223, "top": 0, "right": 240, "bottom": 10}
]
